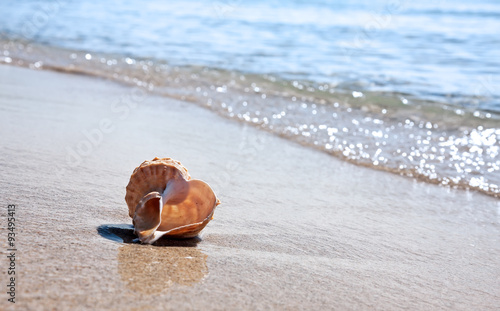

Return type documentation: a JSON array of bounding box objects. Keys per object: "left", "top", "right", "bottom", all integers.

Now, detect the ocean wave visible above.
[{"left": 1, "top": 38, "right": 499, "bottom": 198}]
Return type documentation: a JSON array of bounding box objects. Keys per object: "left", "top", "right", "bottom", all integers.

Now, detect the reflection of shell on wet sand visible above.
[
  {"left": 118, "top": 244, "right": 208, "bottom": 294},
  {"left": 125, "top": 157, "right": 220, "bottom": 244}
]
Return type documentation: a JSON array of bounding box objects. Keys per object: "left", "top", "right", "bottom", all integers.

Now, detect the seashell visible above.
[{"left": 125, "top": 157, "right": 220, "bottom": 244}]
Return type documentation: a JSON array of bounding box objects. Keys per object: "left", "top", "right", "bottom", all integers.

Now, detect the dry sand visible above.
[{"left": 0, "top": 64, "right": 499, "bottom": 310}]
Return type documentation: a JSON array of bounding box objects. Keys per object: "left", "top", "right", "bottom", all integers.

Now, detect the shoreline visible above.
[
  {"left": 0, "top": 64, "right": 499, "bottom": 310},
  {"left": 1, "top": 46, "right": 499, "bottom": 199}
]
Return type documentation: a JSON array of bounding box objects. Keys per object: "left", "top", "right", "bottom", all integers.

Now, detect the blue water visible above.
[{"left": 0, "top": 0, "right": 499, "bottom": 111}]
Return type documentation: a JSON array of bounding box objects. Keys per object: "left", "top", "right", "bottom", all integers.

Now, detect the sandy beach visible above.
[{"left": 0, "top": 64, "right": 499, "bottom": 310}]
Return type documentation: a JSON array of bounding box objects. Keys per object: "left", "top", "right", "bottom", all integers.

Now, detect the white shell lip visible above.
[
  {"left": 132, "top": 192, "right": 163, "bottom": 243},
  {"left": 136, "top": 209, "right": 216, "bottom": 244}
]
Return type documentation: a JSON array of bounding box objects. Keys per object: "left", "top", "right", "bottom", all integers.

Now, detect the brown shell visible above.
[
  {"left": 155, "top": 179, "right": 219, "bottom": 238},
  {"left": 163, "top": 210, "right": 215, "bottom": 238},
  {"left": 125, "top": 157, "right": 190, "bottom": 218}
]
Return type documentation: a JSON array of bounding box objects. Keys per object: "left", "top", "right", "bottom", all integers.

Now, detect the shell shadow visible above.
[
  {"left": 97, "top": 224, "right": 202, "bottom": 247},
  {"left": 98, "top": 224, "right": 208, "bottom": 294}
]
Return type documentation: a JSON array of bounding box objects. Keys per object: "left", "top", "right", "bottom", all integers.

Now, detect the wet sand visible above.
[{"left": 0, "top": 64, "right": 499, "bottom": 310}]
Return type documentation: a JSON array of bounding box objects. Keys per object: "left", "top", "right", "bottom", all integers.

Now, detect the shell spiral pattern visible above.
[{"left": 125, "top": 157, "right": 220, "bottom": 244}]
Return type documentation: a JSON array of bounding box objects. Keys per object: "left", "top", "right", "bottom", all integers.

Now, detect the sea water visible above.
[{"left": 0, "top": 0, "right": 499, "bottom": 197}]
